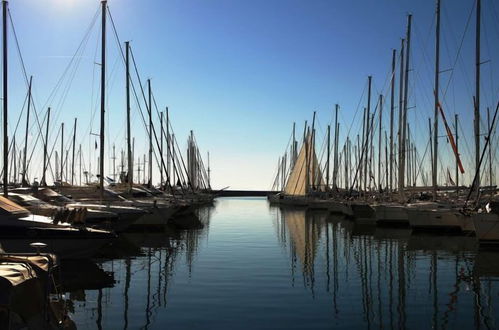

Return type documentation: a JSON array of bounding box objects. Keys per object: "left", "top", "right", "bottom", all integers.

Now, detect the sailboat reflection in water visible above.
[{"left": 272, "top": 206, "right": 499, "bottom": 329}]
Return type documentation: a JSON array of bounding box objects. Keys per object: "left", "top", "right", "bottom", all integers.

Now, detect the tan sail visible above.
[{"left": 284, "top": 134, "right": 325, "bottom": 196}]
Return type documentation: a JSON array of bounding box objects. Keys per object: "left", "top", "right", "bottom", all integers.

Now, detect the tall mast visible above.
[
  {"left": 384, "top": 131, "right": 388, "bottom": 190},
  {"left": 60, "top": 122, "right": 64, "bottom": 182},
  {"left": 166, "top": 107, "right": 170, "bottom": 186},
  {"left": 160, "top": 111, "right": 164, "bottom": 187},
  {"left": 455, "top": 114, "right": 459, "bottom": 196},
  {"left": 360, "top": 108, "right": 366, "bottom": 192},
  {"left": 41, "top": 107, "right": 50, "bottom": 186},
  {"left": 172, "top": 133, "right": 175, "bottom": 186},
  {"left": 79, "top": 144, "right": 82, "bottom": 185},
  {"left": 487, "top": 108, "right": 492, "bottom": 186},
  {"left": 112, "top": 144, "right": 116, "bottom": 182},
  {"left": 389, "top": 50, "right": 395, "bottom": 192},
  {"left": 433, "top": 0, "right": 440, "bottom": 200},
  {"left": 378, "top": 94, "right": 383, "bottom": 191},
  {"left": 326, "top": 124, "right": 330, "bottom": 188},
  {"left": 474, "top": 0, "right": 481, "bottom": 187},
  {"left": 11, "top": 136, "right": 14, "bottom": 184},
  {"left": 292, "top": 122, "right": 296, "bottom": 168},
  {"left": 99, "top": 0, "right": 107, "bottom": 201},
  {"left": 2, "top": 0, "right": 7, "bottom": 196},
  {"left": 398, "top": 38, "right": 405, "bottom": 193},
  {"left": 207, "top": 151, "right": 210, "bottom": 188},
  {"left": 364, "top": 77, "right": 372, "bottom": 193},
  {"left": 333, "top": 104, "right": 339, "bottom": 190},
  {"left": 71, "top": 118, "right": 77, "bottom": 185},
  {"left": 400, "top": 14, "right": 412, "bottom": 196},
  {"left": 143, "top": 154, "right": 146, "bottom": 185},
  {"left": 429, "top": 118, "right": 433, "bottom": 186},
  {"left": 125, "top": 41, "right": 132, "bottom": 192},
  {"left": 147, "top": 78, "right": 152, "bottom": 188},
  {"left": 21, "top": 75, "right": 32, "bottom": 186}
]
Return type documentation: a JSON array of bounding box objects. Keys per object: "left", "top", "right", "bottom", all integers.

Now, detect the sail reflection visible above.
[{"left": 273, "top": 206, "right": 499, "bottom": 329}]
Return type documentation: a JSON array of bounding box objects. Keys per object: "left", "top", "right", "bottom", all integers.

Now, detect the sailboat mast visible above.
[
  {"left": 60, "top": 122, "right": 64, "bottom": 182},
  {"left": 147, "top": 79, "right": 152, "bottom": 187},
  {"left": 207, "top": 151, "right": 210, "bottom": 188},
  {"left": 333, "top": 104, "right": 339, "bottom": 190},
  {"left": 71, "top": 118, "right": 77, "bottom": 185},
  {"left": 400, "top": 14, "right": 412, "bottom": 196},
  {"left": 21, "top": 75, "right": 32, "bottom": 186},
  {"left": 326, "top": 124, "right": 330, "bottom": 188},
  {"left": 160, "top": 111, "right": 163, "bottom": 187},
  {"left": 487, "top": 108, "right": 492, "bottom": 186},
  {"left": 364, "top": 77, "right": 372, "bottom": 193},
  {"left": 378, "top": 94, "right": 383, "bottom": 191},
  {"left": 292, "top": 122, "right": 296, "bottom": 168},
  {"left": 166, "top": 107, "right": 170, "bottom": 186},
  {"left": 455, "top": 114, "right": 459, "bottom": 196},
  {"left": 41, "top": 107, "right": 50, "bottom": 186},
  {"left": 433, "top": 0, "right": 440, "bottom": 200},
  {"left": 474, "top": 0, "right": 481, "bottom": 187},
  {"left": 2, "top": 0, "right": 7, "bottom": 196},
  {"left": 125, "top": 41, "right": 133, "bottom": 191},
  {"left": 389, "top": 50, "right": 395, "bottom": 192},
  {"left": 397, "top": 38, "right": 405, "bottom": 194},
  {"left": 112, "top": 144, "right": 116, "bottom": 182},
  {"left": 99, "top": 0, "right": 107, "bottom": 201},
  {"left": 79, "top": 144, "right": 82, "bottom": 185}
]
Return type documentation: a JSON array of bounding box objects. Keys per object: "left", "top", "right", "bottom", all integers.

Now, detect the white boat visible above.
[{"left": 0, "top": 196, "right": 114, "bottom": 259}]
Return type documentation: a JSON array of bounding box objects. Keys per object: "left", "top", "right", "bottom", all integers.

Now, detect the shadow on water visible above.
[{"left": 272, "top": 205, "right": 499, "bottom": 329}]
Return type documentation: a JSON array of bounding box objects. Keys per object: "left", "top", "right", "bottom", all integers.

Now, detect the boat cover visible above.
[{"left": 0, "top": 196, "right": 30, "bottom": 217}]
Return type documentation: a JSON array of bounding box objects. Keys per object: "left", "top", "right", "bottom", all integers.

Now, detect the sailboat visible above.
[
  {"left": 0, "top": 0, "right": 115, "bottom": 259},
  {"left": 269, "top": 125, "right": 327, "bottom": 207}
]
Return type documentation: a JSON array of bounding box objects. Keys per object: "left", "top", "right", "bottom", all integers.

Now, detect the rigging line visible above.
[
  {"left": 7, "top": 10, "right": 52, "bottom": 169},
  {"left": 345, "top": 82, "right": 367, "bottom": 140},
  {"left": 0, "top": 94, "right": 29, "bottom": 181},
  {"left": 482, "top": 10, "right": 496, "bottom": 110},
  {"left": 441, "top": 0, "right": 475, "bottom": 101},
  {"left": 126, "top": 46, "right": 179, "bottom": 190},
  {"left": 465, "top": 100, "right": 499, "bottom": 208},
  {"left": 43, "top": 7, "right": 100, "bottom": 110},
  {"left": 25, "top": 111, "right": 47, "bottom": 177},
  {"left": 151, "top": 92, "right": 192, "bottom": 191}
]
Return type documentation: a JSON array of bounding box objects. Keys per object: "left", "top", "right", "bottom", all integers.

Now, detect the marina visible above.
[
  {"left": 0, "top": 0, "right": 498, "bottom": 328},
  {"left": 35, "top": 198, "right": 499, "bottom": 329}
]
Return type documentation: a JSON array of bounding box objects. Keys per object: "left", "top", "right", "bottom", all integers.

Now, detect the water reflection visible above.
[
  {"left": 42, "top": 198, "right": 499, "bottom": 329},
  {"left": 67, "top": 207, "right": 213, "bottom": 330},
  {"left": 272, "top": 206, "right": 499, "bottom": 329}
]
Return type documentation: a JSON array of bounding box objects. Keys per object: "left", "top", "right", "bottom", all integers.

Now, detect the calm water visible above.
[{"left": 66, "top": 197, "right": 499, "bottom": 329}]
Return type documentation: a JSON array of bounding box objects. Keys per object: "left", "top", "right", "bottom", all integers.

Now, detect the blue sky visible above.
[{"left": 4, "top": 0, "right": 499, "bottom": 189}]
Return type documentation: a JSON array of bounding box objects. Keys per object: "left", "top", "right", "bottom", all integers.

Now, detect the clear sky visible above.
[{"left": 3, "top": 0, "right": 499, "bottom": 189}]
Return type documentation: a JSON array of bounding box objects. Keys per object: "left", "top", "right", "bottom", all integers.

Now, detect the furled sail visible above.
[{"left": 284, "top": 133, "right": 325, "bottom": 196}]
